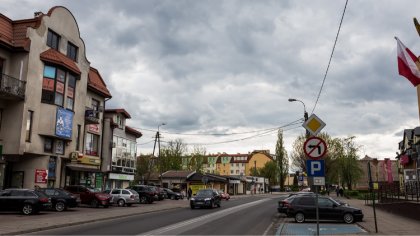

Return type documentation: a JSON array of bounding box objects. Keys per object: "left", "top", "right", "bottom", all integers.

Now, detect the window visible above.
[
  {"left": 41, "top": 66, "right": 66, "bottom": 106},
  {"left": 67, "top": 42, "right": 78, "bottom": 61},
  {"left": 47, "top": 29, "right": 60, "bottom": 50},
  {"left": 25, "top": 110, "right": 33, "bottom": 142},
  {"left": 85, "top": 133, "right": 99, "bottom": 156},
  {"left": 55, "top": 140, "right": 64, "bottom": 154},
  {"left": 0, "top": 58, "right": 3, "bottom": 73},
  {"left": 76, "top": 125, "right": 81, "bottom": 151},
  {"left": 298, "top": 197, "right": 315, "bottom": 206},
  {"left": 230, "top": 170, "right": 233, "bottom": 174},
  {"left": 318, "top": 198, "right": 334, "bottom": 207},
  {"left": 66, "top": 74, "right": 76, "bottom": 110},
  {"left": 44, "top": 138, "right": 53, "bottom": 153},
  {"left": 91, "top": 99, "right": 99, "bottom": 118}
]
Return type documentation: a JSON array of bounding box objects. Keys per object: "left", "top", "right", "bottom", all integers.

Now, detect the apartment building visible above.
[
  {"left": 102, "top": 109, "right": 142, "bottom": 189},
  {"left": 0, "top": 6, "right": 116, "bottom": 189}
]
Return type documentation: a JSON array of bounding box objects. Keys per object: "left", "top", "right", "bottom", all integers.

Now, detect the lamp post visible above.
[
  {"left": 152, "top": 123, "right": 166, "bottom": 186},
  {"left": 288, "top": 98, "right": 309, "bottom": 137}
]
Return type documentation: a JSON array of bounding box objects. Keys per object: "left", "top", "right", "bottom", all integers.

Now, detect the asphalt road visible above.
[{"left": 30, "top": 195, "right": 280, "bottom": 235}]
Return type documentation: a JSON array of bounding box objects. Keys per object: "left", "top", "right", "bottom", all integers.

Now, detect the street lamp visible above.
[{"left": 288, "top": 98, "right": 309, "bottom": 137}]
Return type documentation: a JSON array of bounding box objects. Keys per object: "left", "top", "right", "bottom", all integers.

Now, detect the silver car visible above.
[{"left": 105, "top": 189, "right": 139, "bottom": 207}]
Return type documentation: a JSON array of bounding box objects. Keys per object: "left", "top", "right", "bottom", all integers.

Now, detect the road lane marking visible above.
[
  {"left": 262, "top": 221, "right": 274, "bottom": 236},
  {"left": 139, "top": 198, "right": 271, "bottom": 235}
]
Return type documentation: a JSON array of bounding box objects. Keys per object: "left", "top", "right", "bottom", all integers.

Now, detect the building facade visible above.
[
  {"left": 0, "top": 7, "right": 97, "bottom": 189},
  {"left": 102, "top": 109, "right": 142, "bottom": 189}
]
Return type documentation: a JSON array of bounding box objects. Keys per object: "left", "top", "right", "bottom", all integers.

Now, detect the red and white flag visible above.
[{"left": 396, "top": 37, "right": 420, "bottom": 86}]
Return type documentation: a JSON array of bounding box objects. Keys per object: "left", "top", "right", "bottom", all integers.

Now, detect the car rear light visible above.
[
  {"left": 39, "top": 197, "right": 49, "bottom": 203},
  {"left": 130, "top": 195, "right": 134, "bottom": 199}
]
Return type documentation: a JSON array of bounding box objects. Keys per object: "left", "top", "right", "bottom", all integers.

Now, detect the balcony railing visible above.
[{"left": 0, "top": 73, "right": 26, "bottom": 100}]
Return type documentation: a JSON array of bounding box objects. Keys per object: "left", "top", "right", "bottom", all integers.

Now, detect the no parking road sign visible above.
[{"left": 304, "top": 137, "right": 327, "bottom": 160}]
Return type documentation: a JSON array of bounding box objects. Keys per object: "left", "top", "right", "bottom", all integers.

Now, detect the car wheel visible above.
[
  {"left": 55, "top": 202, "right": 66, "bottom": 212},
  {"left": 217, "top": 202, "right": 221, "bottom": 208},
  {"left": 91, "top": 199, "right": 99, "bottom": 208},
  {"left": 343, "top": 213, "right": 354, "bottom": 224},
  {"left": 295, "top": 212, "right": 305, "bottom": 223},
  {"left": 170, "top": 195, "right": 175, "bottom": 200},
  {"left": 190, "top": 204, "right": 195, "bottom": 209},
  {"left": 140, "top": 196, "right": 147, "bottom": 204},
  {"left": 117, "top": 199, "right": 125, "bottom": 207},
  {"left": 22, "top": 203, "right": 34, "bottom": 215}
]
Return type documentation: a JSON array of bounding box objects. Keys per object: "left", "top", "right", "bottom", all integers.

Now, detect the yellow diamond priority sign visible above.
[{"left": 302, "top": 114, "right": 326, "bottom": 136}]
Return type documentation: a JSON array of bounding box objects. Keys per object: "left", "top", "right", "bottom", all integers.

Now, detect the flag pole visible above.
[{"left": 415, "top": 18, "right": 420, "bottom": 122}]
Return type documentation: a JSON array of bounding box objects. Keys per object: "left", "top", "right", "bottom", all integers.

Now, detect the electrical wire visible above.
[{"left": 310, "top": 0, "right": 348, "bottom": 114}]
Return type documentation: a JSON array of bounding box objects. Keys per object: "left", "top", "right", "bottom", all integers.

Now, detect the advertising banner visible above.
[{"left": 55, "top": 107, "right": 73, "bottom": 138}]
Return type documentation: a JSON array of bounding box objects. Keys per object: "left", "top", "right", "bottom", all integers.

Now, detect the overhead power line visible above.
[{"left": 311, "top": 0, "right": 348, "bottom": 114}]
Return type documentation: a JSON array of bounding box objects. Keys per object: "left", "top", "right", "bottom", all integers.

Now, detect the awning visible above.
[{"left": 66, "top": 163, "right": 101, "bottom": 172}]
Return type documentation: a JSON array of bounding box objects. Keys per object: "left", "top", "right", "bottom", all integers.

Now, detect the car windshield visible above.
[{"left": 196, "top": 190, "right": 213, "bottom": 197}]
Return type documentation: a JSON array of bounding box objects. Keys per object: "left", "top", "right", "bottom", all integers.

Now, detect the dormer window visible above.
[
  {"left": 47, "top": 29, "right": 60, "bottom": 50},
  {"left": 67, "top": 42, "right": 78, "bottom": 61}
]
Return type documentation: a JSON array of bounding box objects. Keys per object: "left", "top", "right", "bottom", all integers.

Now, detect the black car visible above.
[
  {"left": 278, "top": 192, "right": 315, "bottom": 214},
  {"left": 0, "top": 189, "right": 52, "bottom": 215},
  {"left": 126, "top": 185, "right": 156, "bottom": 204},
  {"left": 190, "top": 189, "right": 221, "bottom": 209},
  {"left": 163, "top": 188, "right": 183, "bottom": 200},
  {"left": 285, "top": 195, "right": 363, "bottom": 224},
  {"left": 38, "top": 188, "right": 80, "bottom": 212}
]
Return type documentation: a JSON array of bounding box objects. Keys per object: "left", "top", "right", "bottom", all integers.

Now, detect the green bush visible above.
[{"left": 345, "top": 190, "right": 359, "bottom": 197}]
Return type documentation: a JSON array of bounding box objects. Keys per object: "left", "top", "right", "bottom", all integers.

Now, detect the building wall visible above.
[{"left": 246, "top": 152, "right": 272, "bottom": 175}]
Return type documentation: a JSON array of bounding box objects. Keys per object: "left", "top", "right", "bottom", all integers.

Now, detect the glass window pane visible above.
[
  {"left": 56, "top": 69, "right": 65, "bottom": 82},
  {"left": 66, "top": 98, "right": 74, "bottom": 110},
  {"left": 54, "top": 93, "right": 63, "bottom": 106},
  {"left": 44, "top": 66, "right": 56, "bottom": 79}
]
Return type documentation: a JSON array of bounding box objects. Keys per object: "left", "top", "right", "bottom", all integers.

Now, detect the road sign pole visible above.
[{"left": 316, "top": 184, "right": 319, "bottom": 236}]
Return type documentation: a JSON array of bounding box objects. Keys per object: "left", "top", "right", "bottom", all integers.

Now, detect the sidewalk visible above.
[{"left": 336, "top": 196, "right": 420, "bottom": 235}]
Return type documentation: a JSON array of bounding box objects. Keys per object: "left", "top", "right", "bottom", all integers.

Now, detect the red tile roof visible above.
[
  {"left": 88, "top": 67, "right": 112, "bottom": 98},
  {"left": 105, "top": 108, "right": 131, "bottom": 118},
  {"left": 125, "top": 125, "right": 142, "bottom": 138},
  {"left": 40, "top": 48, "right": 81, "bottom": 75},
  {"left": 0, "top": 13, "right": 41, "bottom": 51}
]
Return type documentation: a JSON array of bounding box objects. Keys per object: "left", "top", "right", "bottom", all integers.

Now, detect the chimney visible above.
[{"left": 34, "top": 11, "right": 43, "bottom": 17}]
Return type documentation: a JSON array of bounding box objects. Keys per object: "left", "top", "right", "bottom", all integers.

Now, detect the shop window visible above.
[
  {"left": 25, "top": 110, "right": 33, "bottom": 142},
  {"left": 67, "top": 42, "right": 78, "bottom": 61},
  {"left": 47, "top": 29, "right": 60, "bottom": 50},
  {"left": 85, "top": 133, "right": 99, "bottom": 156}
]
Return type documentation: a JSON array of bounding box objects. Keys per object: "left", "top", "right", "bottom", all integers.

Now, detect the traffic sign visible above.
[
  {"left": 313, "top": 177, "right": 325, "bottom": 186},
  {"left": 306, "top": 160, "right": 325, "bottom": 177},
  {"left": 304, "top": 137, "right": 327, "bottom": 160},
  {"left": 302, "top": 114, "right": 326, "bottom": 136}
]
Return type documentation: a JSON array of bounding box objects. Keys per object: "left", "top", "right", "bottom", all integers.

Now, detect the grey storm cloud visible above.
[{"left": 2, "top": 0, "right": 420, "bottom": 157}]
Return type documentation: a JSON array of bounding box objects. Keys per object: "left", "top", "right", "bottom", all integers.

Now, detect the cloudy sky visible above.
[{"left": 2, "top": 0, "right": 420, "bottom": 160}]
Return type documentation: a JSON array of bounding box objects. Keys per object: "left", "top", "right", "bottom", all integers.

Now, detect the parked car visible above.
[
  {"left": 150, "top": 186, "right": 166, "bottom": 201},
  {"left": 217, "top": 190, "right": 230, "bottom": 200},
  {"left": 64, "top": 185, "right": 111, "bottom": 208},
  {"left": 284, "top": 195, "right": 363, "bottom": 224},
  {"left": 0, "top": 189, "right": 52, "bottom": 215},
  {"left": 38, "top": 188, "right": 80, "bottom": 212},
  {"left": 104, "top": 188, "right": 139, "bottom": 207},
  {"left": 190, "top": 189, "right": 221, "bottom": 209},
  {"left": 126, "top": 185, "right": 156, "bottom": 204},
  {"left": 163, "top": 188, "right": 183, "bottom": 200}
]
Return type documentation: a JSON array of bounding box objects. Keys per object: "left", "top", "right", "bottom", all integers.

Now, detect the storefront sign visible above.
[
  {"left": 55, "top": 107, "right": 73, "bottom": 139},
  {"left": 109, "top": 173, "right": 134, "bottom": 180},
  {"left": 88, "top": 124, "right": 100, "bottom": 134},
  {"left": 229, "top": 180, "right": 240, "bottom": 184},
  {"left": 78, "top": 155, "right": 101, "bottom": 166},
  {"left": 35, "top": 169, "right": 48, "bottom": 183}
]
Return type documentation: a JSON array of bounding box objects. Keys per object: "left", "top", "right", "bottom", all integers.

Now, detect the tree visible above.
[
  {"left": 135, "top": 154, "right": 155, "bottom": 184},
  {"left": 187, "top": 145, "right": 207, "bottom": 173},
  {"left": 158, "top": 139, "right": 187, "bottom": 173},
  {"left": 336, "top": 136, "right": 363, "bottom": 190},
  {"left": 275, "top": 129, "right": 288, "bottom": 191},
  {"left": 259, "top": 161, "right": 279, "bottom": 188}
]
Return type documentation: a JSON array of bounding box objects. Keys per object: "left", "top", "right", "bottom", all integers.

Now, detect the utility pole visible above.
[{"left": 152, "top": 123, "right": 166, "bottom": 187}]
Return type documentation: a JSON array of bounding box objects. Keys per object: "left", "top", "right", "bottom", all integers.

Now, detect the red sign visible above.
[
  {"left": 303, "top": 137, "right": 327, "bottom": 160},
  {"left": 88, "top": 124, "right": 100, "bottom": 133},
  {"left": 35, "top": 169, "right": 48, "bottom": 183}
]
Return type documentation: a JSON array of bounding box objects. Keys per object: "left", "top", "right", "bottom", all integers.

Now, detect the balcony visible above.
[
  {"left": 0, "top": 74, "right": 26, "bottom": 100},
  {"left": 85, "top": 109, "right": 100, "bottom": 124}
]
